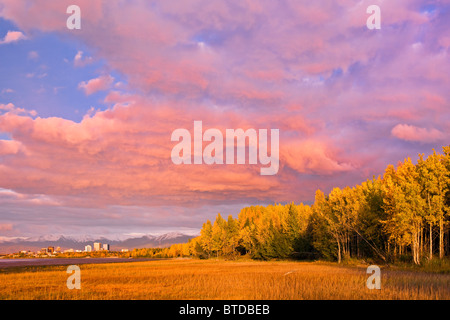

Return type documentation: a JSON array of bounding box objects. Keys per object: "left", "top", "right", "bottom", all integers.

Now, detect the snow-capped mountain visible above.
[{"left": 0, "top": 232, "right": 198, "bottom": 254}]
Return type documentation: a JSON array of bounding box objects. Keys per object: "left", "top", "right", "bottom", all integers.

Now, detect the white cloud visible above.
[{"left": 74, "top": 50, "right": 93, "bottom": 67}]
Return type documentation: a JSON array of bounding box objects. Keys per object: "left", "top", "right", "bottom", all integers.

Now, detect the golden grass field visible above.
[{"left": 0, "top": 259, "right": 449, "bottom": 300}]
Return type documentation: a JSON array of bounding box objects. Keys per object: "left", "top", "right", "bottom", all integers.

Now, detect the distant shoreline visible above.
[{"left": 0, "top": 257, "right": 164, "bottom": 269}]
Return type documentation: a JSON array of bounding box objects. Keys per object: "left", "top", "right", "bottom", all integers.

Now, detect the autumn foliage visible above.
[{"left": 137, "top": 146, "right": 450, "bottom": 265}]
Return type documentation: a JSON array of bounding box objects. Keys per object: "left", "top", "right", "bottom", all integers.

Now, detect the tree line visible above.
[{"left": 134, "top": 146, "right": 450, "bottom": 265}]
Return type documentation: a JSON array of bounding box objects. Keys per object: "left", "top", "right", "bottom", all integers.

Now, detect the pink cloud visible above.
[
  {"left": 0, "top": 0, "right": 448, "bottom": 219},
  {"left": 0, "top": 101, "right": 275, "bottom": 205},
  {"left": 0, "top": 96, "right": 350, "bottom": 207},
  {"left": 0, "top": 223, "right": 13, "bottom": 231},
  {"left": 281, "top": 139, "right": 355, "bottom": 175},
  {"left": 0, "top": 30, "right": 26, "bottom": 44},
  {"left": 0, "top": 0, "right": 103, "bottom": 32},
  {"left": 0, "top": 140, "right": 22, "bottom": 156},
  {"left": 78, "top": 75, "right": 114, "bottom": 95},
  {"left": 0, "top": 103, "right": 36, "bottom": 116},
  {"left": 391, "top": 124, "right": 445, "bottom": 143}
]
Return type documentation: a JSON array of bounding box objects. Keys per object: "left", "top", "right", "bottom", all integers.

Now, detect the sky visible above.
[{"left": 0, "top": 0, "right": 449, "bottom": 241}]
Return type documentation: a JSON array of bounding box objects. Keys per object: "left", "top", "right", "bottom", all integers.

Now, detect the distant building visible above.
[
  {"left": 64, "top": 248, "right": 74, "bottom": 253},
  {"left": 102, "top": 244, "right": 110, "bottom": 251},
  {"left": 85, "top": 245, "right": 92, "bottom": 252},
  {"left": 93, "top": 242, "right": 102, "bottom": 251},
  {"left": 56, "top": 247, "right": 61, "bottom": 253},
  {"left": 121, "top": 249, "right": 128, "bottom": 252},
  {"left": 47, "top": 246, "right": 54, "bottom": 254},
  {"left": 40, "top": 248, "right": 47, "bottom": 254}
]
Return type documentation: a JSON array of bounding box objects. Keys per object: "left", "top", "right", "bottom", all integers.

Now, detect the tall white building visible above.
[
  {"left": 85, "top": 245, "right": 92, "bottom": 252},
  {"left": 102, "top": 244, "right": 110, "bottom": 251},
  {"left": 93, "top": 242, "right": 102, "bottom": 251}
]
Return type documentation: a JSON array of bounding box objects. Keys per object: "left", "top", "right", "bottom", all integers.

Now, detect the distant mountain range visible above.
[{"left": 0, "top": 232, "right": 196, "bottom": 254}]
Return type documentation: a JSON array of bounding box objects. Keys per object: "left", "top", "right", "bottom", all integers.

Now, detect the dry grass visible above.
[{"left": 0, "top": 259, "right": 449, "bottom": 300}]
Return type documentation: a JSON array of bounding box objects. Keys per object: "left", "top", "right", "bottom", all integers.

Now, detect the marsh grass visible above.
[{"left": 0, "top": 259, "right": 449, "bottom": 300}]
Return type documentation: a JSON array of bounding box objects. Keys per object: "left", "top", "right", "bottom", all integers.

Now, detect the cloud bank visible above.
[{"left": 0, "top": 0, "right": 449, "bottom": 237}]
